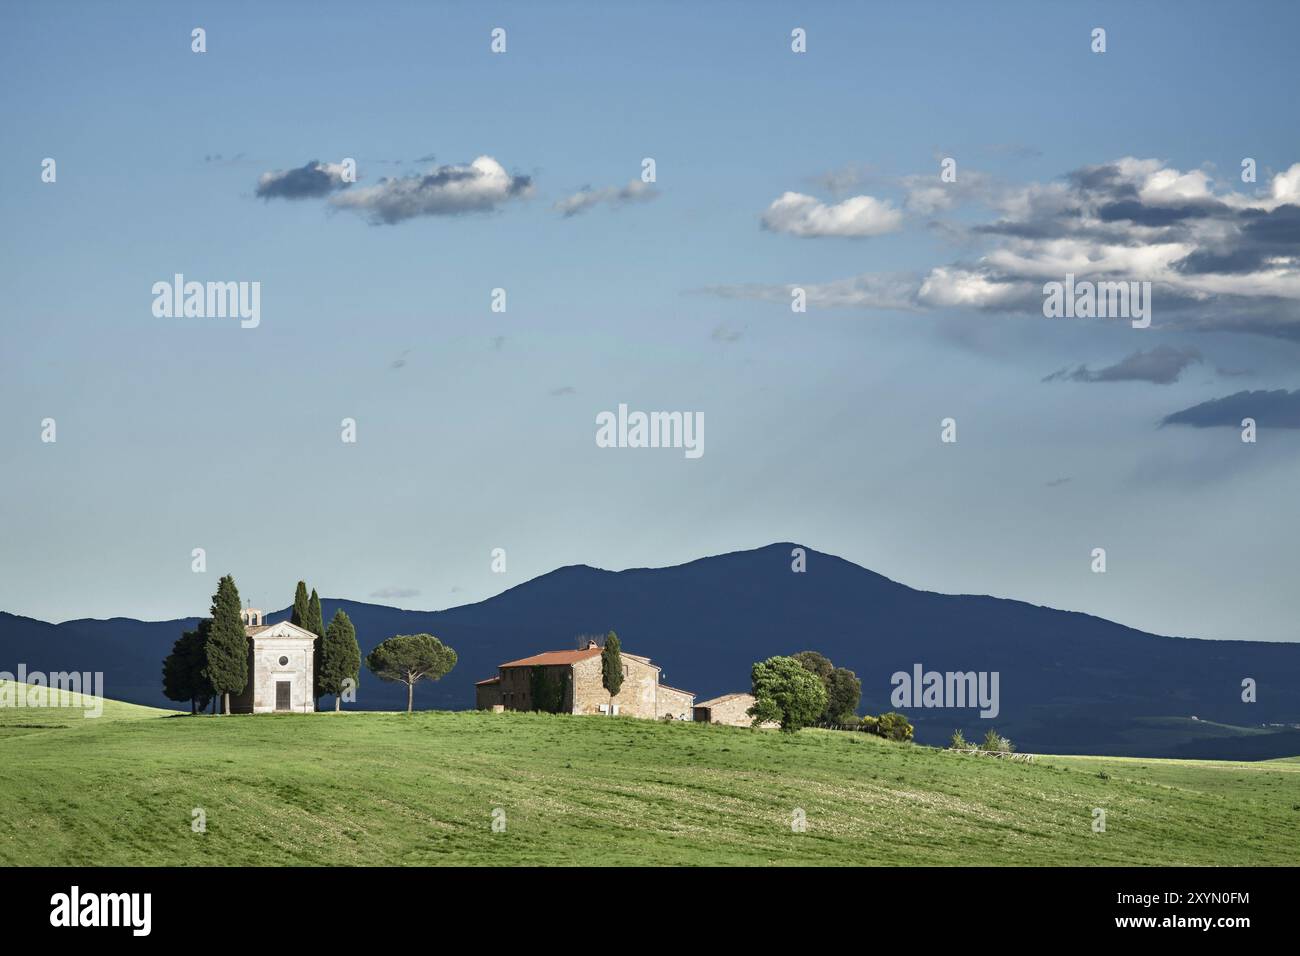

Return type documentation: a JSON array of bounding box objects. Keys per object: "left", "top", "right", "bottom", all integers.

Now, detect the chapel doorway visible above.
[{"left": 275, "top": 681, "right": 291, "bottom": 711}]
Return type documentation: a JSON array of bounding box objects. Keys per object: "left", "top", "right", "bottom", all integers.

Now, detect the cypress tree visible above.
[
  {"left": 303, "top": 588, "right": 324, "bottom": 637},
  {"left": 204, "top": 575, "right": 249, "bottom": 715},
  {"left": 304, "top": 588, "right": 325, "bottom": 707},
  {"left": 319, "top": 609, "right": 361, "bottom": 712},
  {"left": 291, "top": 581, "right": 309, "bottom": 627},
  {"left": 600, "top": 631, "right": 623, "bottom": 701}
]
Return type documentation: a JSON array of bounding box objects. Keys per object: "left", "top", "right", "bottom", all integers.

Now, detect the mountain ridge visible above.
[
  {"left": 22, "top": 542, "right": 1221, "bottom": 644},
  {"left": 2, "top": 542, "right": 1297, "bottom": 759}
]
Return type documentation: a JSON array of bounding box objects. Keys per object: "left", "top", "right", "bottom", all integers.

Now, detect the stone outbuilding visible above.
[
  {"left": 694, "top": 692, "right": 778, "bottom": 728},
  {"left": 228, "top": 608, "right": 316, "bottom": 714},
  {"left": 475, "top": 639, "right": 694, "bottom": 720}
]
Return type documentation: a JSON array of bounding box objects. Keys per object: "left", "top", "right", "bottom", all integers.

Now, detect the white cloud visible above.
[
  {"left": 760, "top": 191, "right": 902, "bottom": 238},
  {"left": 330, "top": 156, "right": 532, "bottom": 224},
  {"left": 917, "top": 267, "right": 1025, "bottom": 309},
  {"left": 1270, "top": 162, "right": 1300, "bottom": 206},
  {"left": 1138, "top": 166, "right": 1213, "bottom": 203},
  {"left": 983, "top": 239, "right": 1197, "bottom": 280}
]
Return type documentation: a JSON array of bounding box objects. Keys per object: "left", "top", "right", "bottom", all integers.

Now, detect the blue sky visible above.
[{"left": 3, "top": 1, "right": 1300, "bottom": 643}]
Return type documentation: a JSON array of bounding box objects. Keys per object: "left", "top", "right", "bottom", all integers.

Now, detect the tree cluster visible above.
[
  {"left": 163, "top": 576, "right": 363, "bottom": 714},
  {"left": 790, "top": 650, "right": 862, "bottom": 724}
]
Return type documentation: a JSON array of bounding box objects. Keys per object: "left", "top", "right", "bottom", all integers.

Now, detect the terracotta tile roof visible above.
[
  {"left": 475, "top": 676, "right": 500, "bottom": 686},
  {"left": 499, "top": 647, "right": 603, "bottom": 668}
]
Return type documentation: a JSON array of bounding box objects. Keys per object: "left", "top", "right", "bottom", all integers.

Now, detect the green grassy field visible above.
[{"left": 1, "top": 683, "right": 1297, "bottom": 866}]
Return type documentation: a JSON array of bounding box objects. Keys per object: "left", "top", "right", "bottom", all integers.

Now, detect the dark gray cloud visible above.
[
  {"left": 1161, "top": 389, "right": 1300, "bottom": 428},
  {"left": 256, "top": 160, "right": 351, "bottom": 199},
  {"left": 1174, "top": 204, "right": 1300, "bottom": 275},
  {"left": 1043, "top": 346, "right": 1203, "bottom": 385},
  {"left": 1096, "top": 199, "right": 1216, "bottom": 226},
  {"left": 1066, "top": 162, "right": 1135, "bottom": 195}
]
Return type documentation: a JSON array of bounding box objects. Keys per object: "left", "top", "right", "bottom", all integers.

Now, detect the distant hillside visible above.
[{"left": 2, "top": 543, "right": 1299, "bottom": 758}]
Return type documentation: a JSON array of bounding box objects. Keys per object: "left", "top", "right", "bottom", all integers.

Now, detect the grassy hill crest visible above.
[{"left": 1, "top": 686, "right": 1296, "bottom": 866}]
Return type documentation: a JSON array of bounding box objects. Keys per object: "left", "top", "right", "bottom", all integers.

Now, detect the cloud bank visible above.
[
  {"left": 717, "top": 157, "right": 1300, "bottom": 337},
  {"left": 257, "top": 156, "right": 532, "bottom": 223}
]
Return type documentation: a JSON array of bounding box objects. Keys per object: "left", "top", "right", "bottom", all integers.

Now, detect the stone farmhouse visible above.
[
  {"left": 228, "top": 607, "right": 316, "bottom": 714},
  {"left": 475, "top": 640, "right": 694, "bottom": 720}
]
